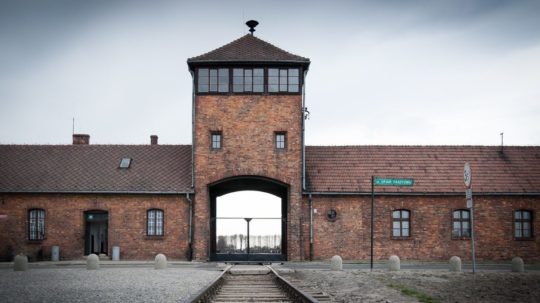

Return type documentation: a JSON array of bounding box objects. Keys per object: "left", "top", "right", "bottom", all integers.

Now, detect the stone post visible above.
[
  {"left": 511, "top": 257, "right": 524, "bottom": 272},
  {"left": 155, "top": 253, "right": 167, "bottom": 270},
  {"left": 112, "top": 246, "right": 120, "bottom": 261},
  {"left": 86, "top": 254, "right": 100, "bottom": 270},
  {"left": 330, "top": 255, "right": 343, "bottom": 271},
  {"left": 51, "top": 246, "right": 60, "bottom": 262},
  {"left": 388, "top": 255, "right": 400, "bottom": 271},
  {"left": 14, "top": 254, "right": 28, "bottom": 271},
  {"left": 449, "top": 256, "right": 462, "bottom": 272}
]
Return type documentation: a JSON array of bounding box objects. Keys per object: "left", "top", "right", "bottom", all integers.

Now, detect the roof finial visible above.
[{"left": 246, "top": 20, "right": 259, "bottom": 35}]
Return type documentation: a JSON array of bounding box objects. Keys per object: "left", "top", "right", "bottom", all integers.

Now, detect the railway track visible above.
[{"left": 188, "top": 265, "right": 332, "bottom": 303}]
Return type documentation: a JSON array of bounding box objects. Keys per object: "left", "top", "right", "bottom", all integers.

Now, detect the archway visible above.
[{"left": 209, "top": 176, "right": 288, "bottom": 262}]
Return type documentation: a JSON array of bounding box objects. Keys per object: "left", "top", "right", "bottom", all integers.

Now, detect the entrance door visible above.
[
  {"left": 212, "top": 190, "right": 285, "bottom": 262},
  {"left": 84, "top": 211, "right": 108, "bottom": 255}
]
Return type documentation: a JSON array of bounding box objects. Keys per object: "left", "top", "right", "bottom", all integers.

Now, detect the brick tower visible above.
[{"left": 187, "top": 21, "right": 310, "bottom": 261}]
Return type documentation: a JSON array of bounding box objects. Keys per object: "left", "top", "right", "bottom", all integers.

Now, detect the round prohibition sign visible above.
[{"left": 464, "top": 162, "right": 472, "bottom": 188}]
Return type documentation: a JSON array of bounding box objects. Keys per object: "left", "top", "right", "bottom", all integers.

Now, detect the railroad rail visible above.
[{"left": 188, "top": 265, "right": 331, "bottom": 303}]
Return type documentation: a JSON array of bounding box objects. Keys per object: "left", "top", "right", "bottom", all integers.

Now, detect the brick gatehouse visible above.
[{"left": 1, "top": 22, "right": 539, "bottom": 262}]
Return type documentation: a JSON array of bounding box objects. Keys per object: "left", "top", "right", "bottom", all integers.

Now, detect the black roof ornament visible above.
[{"left": 246, "top": 20, "right": 259, "bottom": 35}]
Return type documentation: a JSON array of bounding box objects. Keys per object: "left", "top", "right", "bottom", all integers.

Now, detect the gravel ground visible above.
[
  {"left": 0, "top": 267, "right": 220, "bottom": 303},
  {"left": 288, "top": 269, "right": 540, "bottom": 303}
]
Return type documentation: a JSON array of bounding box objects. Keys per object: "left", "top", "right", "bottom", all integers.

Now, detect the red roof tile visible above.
[
  {"left": 0, "top": 145, "right": 192, "bottom": 193},
  {"left": 187, "top": 34, "right": 310, "bottom": 66},
  {"left": 305, "top": 146, "right": 540, "bottom": 194}
]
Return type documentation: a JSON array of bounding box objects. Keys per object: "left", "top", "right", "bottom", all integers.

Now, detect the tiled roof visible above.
[
  {"left": 305, "top": 146, "right": 540, "bottom": 194},
  {"left": 187, "top": 34, "right": 310, "bottom": 65},
  {"left": 0, "top": 145, "right": 192, "bottom": 194}
]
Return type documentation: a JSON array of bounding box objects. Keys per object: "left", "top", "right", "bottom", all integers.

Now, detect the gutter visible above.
[{"left": 303, "top": 191, "right": 540, "bottom": 196}]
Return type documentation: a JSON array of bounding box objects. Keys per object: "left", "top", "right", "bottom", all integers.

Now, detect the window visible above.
[
  {"left": 452, "top": 209, "right": 471, "bottom": 238},
  {"left": 392, "top": 209, "right": 410, "bottom": 238},
  {"left": 198, "top": 68, "right": 229, "bottom": 93},
  {"left": 147, "top": 209, "right": 164, "bottom": 236},
  {"left": 275, "top": 132, "right": 286, "bottom": 149},
  {"left": 268, "top": 68, "right": 299, "bottom": 93},
  {"left": 211, "top": 132, "right": 222, "bottom": 149},
  {"left": 515, "top": 210, "right": 533, "bottom": 239},
  {"left": 119, "top": 158, "right": 131, "bottom": 168},
  {"left": 28, "top": 209, "right": 45, "bottom": 241},
  {"left": 197, "top": 67, "right": 300, "bottom": 94},
  {"left": 233, "top": 68, "right": 264, "bottom": 93}
]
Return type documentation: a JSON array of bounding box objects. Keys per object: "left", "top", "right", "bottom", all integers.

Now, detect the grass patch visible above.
[{"left": 387, "top": 283, "right": 439, "bottom": 303}]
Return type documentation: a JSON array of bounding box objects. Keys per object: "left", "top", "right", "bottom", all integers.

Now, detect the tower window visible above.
[
  {"left": 211, "top": 132, "right": 222, "bottom": 149},
  {"left": 268, "top": 68, "right": 299, "bottom": 93},
  {"left": 233, "top": 68, "right": 264, "bottom": 93},
  {"left": 275, "top": 132, "right": 286, "bottom": 149},
  {"left": 198, "top": 68, "right": 229, "bottom": 93}
]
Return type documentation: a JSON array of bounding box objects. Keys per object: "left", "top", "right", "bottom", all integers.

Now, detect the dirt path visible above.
[{"left": 288, "top": 269, "right": 540, "bottom": 303}]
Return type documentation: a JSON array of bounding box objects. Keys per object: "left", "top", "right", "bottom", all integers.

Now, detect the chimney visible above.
[
  {"left": 150, "top": 135, "right": 158, "bottom": 145},
  {"left": 72, "top": 134, "right": 90, "bottom": 145}
]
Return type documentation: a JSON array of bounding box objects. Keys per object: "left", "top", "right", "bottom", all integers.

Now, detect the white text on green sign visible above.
[{"left": 374, "top": 178, "right": 414, "bottom": 187}]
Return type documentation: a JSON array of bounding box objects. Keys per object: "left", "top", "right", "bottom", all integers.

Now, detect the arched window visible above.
[
  {"left": 514, "top": 210, "right": 533, "bottom": 239},
  {"left": 28, "top": 209, "right": 45, "bottom": 241},
  {"left": 147, "top": 209, "right": 164, "bottom": 236},
  {"left": 392, "top": 209, "right": 410, "bottom": 238},
  {"left": 452, "top": 209, "right": 471, "bottom": 238}
]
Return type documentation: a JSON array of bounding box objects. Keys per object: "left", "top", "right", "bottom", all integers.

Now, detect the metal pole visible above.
[
  {"left": 371, "top": 176, "right": 374, "bottom": 272},
  {"left": 470, "top": 200, "right": 476, "bottom": 274}
]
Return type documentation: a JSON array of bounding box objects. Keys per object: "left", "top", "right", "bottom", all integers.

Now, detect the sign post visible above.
[
  {"left": 371, "top": 177, "right": 414, "bottom": 272},
  {"left": 464, "top": 163, "right": 476, "bottom": 274}
]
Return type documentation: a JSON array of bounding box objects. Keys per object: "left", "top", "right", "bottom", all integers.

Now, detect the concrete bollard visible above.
[
  {"left": 330, "top": 255, "right": 343, "bottom": 271},
  {"left": 511, "top": 257, "right": 524, "bottom": 272},
  {"left": 112, "top": 246, "right": 120, "bottom": 261},
  {"left": 51, "top": 246, "right": 60, "bottom": 262},
  {"left": 388, "top": 255, "right": 400, "bottom": 271},
  {"left": 86, "top": 254, "right": 100, "bottom": 270},
  {"left": 14, "top": 254, "right": 28, "bottom": 271},
  {"left": 449, "top": 256, "right": 462, "bottom": 272},
  {"left": 154, "top": 253, "right": 167, "bottom": 270}
]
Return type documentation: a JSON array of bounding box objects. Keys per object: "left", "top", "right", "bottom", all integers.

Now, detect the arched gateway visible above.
[{"left": 209, "top": 176, "right": 288, "bottom": 261}]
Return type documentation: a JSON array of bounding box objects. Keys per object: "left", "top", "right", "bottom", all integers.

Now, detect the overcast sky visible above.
[{"left": 1, "top": 0, "right": 539, "bottom": 146}]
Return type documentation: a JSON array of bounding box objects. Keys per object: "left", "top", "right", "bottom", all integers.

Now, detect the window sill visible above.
[
  {"left": 391, "top": 237, "right": 412, "bottom": 240},
  {"left": 145, "top": 236, "right": 165, "bottom": 240},
  {"left": 514, "top": 237, "right": 535, "bottom": 241},
  {"left": 451, "top": 237, "right": 471, "bottom": 240},
  {"left": 27, "top": 240, "right": 44, "bottom": 244}
]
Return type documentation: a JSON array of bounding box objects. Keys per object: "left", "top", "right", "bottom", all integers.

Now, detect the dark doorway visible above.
[
  {"left": 210, "top": 176, "right": 288, "bottom": 262},
  {"left": 84, "top": 211, "right": 108, "bottom": 255}
]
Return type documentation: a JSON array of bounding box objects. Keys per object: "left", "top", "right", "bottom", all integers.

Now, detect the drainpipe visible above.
[
  {"left": 301, "top": 69, "right": 307, "bottom": 191},
  {"left": 190, "top": 70, "right": 196, "bottom": 189},
  {"left": 186, "top": 193, "right": 193, "bottom": 261},
  {"left": 309, "top": 193, "right": 313, "bottom": 261}
]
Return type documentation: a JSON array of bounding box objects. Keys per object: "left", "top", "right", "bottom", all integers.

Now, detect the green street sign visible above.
[{"left": 374, "top": 178, "right": 414, "bottom": 187}]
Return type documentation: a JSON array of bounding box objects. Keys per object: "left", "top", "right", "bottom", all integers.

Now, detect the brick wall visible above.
[
  {"left": 0, "top": 194, "right": 189, "bottom": 261},
  {"left": 193, "top": 94, "right": 304, "bottom": 261},
  {"left": 305, "top": 195, "right": 540, "bottom": 261}
]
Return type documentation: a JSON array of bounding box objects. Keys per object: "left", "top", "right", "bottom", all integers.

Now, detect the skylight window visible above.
[{"left": 119, "top": 158, "right": 131, "bottom": 168}]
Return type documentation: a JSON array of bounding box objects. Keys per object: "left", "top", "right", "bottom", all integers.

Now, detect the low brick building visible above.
[{"left": 1, "top": 23, "right": 539, "bottom": 262}]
